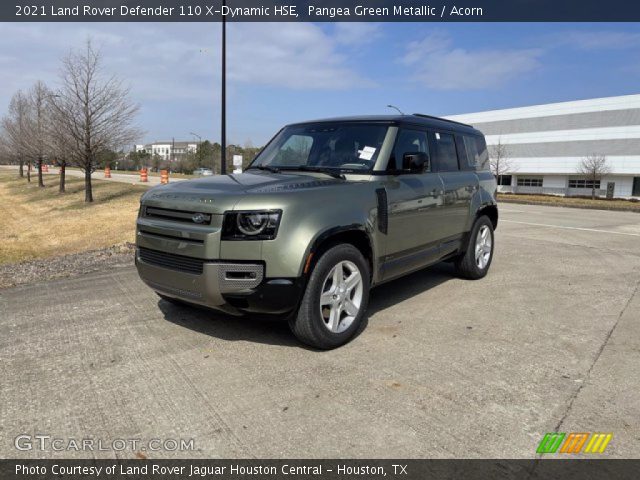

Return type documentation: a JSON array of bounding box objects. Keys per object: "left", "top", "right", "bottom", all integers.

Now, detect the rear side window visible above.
[
  {"left": 433, "top": 132, "right": 459, "bottom": 172},
  {"left": 462, "top": 135, "right": 490, "bottom": 171}
]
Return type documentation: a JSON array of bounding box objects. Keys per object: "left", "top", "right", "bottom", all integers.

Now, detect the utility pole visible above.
[
  {"left": 190, "top": 132, "right": 202, "bottom": 168},
  {"left": 220, "top": 0, "right": 227, "bottom": 174}
]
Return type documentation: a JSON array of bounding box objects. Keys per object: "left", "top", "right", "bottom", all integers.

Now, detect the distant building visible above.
[
  {"left": 135, "top": 141, "right": 198, "bottom": 160},
  {"left": 447, "top": 94, "right": 640, "bottom": 198}
]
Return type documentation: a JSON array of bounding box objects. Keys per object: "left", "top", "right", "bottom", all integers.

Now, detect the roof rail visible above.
[{"left": 412, "top": 113, "right": 472, "bottom": 128}]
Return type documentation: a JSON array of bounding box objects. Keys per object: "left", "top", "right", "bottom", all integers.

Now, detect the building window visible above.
[
  {"left": 497, "top": 175, "right": 512, "bottom": 186},
  {"left": 632, "top": 177, "right": 640, "bottom": 197},
  {"left": 569, "top": 178, "right": 600, "bottom": 189},
  {"left": 517, "top": 177, "right": 543, "bottom": 187}
]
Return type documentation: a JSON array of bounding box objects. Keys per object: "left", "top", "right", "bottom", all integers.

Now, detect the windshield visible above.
[{"left": 249, "top": 122, "right": 389, "bottom": 173}]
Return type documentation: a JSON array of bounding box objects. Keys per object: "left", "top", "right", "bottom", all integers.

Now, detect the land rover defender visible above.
[{"left": 135, "top": 114, "right": 497, "bottom": 349}]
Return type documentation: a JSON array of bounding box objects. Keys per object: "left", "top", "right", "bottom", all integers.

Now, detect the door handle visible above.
[{"left": 430, "top": 188, "right": 442, "bottom": 197}]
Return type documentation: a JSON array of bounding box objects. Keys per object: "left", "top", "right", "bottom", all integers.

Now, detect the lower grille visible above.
[{"left": 138, "top": 247, "right": 204, "bottom": 274}]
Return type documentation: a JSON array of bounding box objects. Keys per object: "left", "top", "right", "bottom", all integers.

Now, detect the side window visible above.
[
  {"left": 433, "top": 132, "right": 459, "bottom": 172},
  {"left": 273, "top": 134, "right": 313, "bottom": 166},
  {"left": 390, "top": 128, "right": 430, "bottom": 171},
  {"left": 475, "top": 136, "right": 490, "bottom": 171},
  {"left": 463, "top": 135, "right": 490, "bottom": 171},
  {"left": 455, "top": 135, "right": 470, "bottom": 170}
]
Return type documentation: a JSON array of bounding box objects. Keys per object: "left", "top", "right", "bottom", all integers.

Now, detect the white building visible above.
[
  {"left": 447, "top": 94, "right": 640, "bottom": 198},
  {"left": 135, "top": 141, "right": 198, "bottom": 160}
]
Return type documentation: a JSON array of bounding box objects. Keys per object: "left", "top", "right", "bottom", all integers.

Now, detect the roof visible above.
[
  {"left": 286, "top": 114, "right": 480, "bottom": 135},
  {"left": 150, "top": 141, "right": 197, "bottom": 146},
  {"left": 445, "top": 93, "right": 640, "bottom": 124}
]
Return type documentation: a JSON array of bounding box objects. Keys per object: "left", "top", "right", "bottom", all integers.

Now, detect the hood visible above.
[{"left": 141, "top": 171, "right": 345, "bottom": 213}]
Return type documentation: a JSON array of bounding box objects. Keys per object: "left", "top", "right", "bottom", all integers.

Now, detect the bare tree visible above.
[
  {"left": 25, "top": 81, "right": 53, "bottom": 188},
  {"left": 489, "top": 137, "right": 515, "bottom": 186},
  {"left": 579, "top": 154, "right": 610, "bottom": 200},
  {"left": 51, "top": 40, "right": 141, "bottom": 202},
  {"left": 47, "top": 105, "right": 75, "bottom": 193},
  {"left": 1, "top": 90, "right": 31, "bottom": 179}
]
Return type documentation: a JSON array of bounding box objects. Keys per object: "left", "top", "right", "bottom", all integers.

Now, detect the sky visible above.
[{"left": 1, "top": 22, "right": 640, "bottom": 146}]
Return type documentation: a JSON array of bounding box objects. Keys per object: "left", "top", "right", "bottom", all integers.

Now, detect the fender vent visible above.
[{"left": 376, "top": 188, "right": 388, "bottom": 234}]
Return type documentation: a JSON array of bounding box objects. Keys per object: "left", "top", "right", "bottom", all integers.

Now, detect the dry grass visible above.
[
  {"left": 0, "top": 171, "right": 146, "bottom": 264},
  {"left": 498, "top": 193, "right": 640, "bottom": 212}
]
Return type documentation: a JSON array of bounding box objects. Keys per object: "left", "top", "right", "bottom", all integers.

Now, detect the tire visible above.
[
  {"left": 454, "top": 215, "right": 495, "bottom": 280},
  {"left": 290, "top": 244, "right": 370, "bottom": 349}
]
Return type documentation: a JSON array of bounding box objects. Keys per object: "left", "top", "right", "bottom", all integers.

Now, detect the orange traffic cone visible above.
[
  {"left": 160, "top": 170, "right": 169, "bottom": 184},
  {"left": 104, "top": 166, "right": 111, "bottom": 178},
  {"left": 140, "top": 168, "right": 148, "bottom": 183}
]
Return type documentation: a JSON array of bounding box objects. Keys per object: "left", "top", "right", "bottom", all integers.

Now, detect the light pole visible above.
[
  {"left": 220, "top": 0, "right": 227, "bottom": 175},
  {"left": 387, "top": 104, "right": 405, "bottom": 115},
  {"left": 190, "top": 132, "right": 203, "bottom": 169}
]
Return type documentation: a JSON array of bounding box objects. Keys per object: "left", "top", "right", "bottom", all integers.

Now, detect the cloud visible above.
[
  {"left": 551, "top": 30, "right": 640, "bottom": 50},
  {"left": 401, "top": 31, "right": 542, "bottom": 90},
  {"left": 227, "top": 23, "right": 374, "bottom": 89},
  {"left": 332, "top": 23, "right": 383, "bottom": 47},
  {"left": 0, "top": 22, "right": 375, "bottom": 113}
]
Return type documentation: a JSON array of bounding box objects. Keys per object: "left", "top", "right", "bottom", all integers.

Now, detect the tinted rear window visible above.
[{"left": 433, "top": 132, "right": 459, "bottom": 172}]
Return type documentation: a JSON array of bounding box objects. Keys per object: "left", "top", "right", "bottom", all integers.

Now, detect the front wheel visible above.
[
  {"left": 290, "top": 244, "right": 370, "bottom": 349},
  {"left": 455, "top": 215, "right": 495, "bottom": 279}
]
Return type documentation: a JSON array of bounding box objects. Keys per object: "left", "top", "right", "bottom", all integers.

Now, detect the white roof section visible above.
[
  {"left": 485, "top": 125, "right": 640, "bottom": 145},
  {"left": 446, "top": 94, "right": 640, "bottom": 123}
]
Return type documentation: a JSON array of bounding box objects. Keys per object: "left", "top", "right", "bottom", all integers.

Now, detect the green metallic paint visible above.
[{"left": 135, "top": 117, "right": 497, "bottom": 314}]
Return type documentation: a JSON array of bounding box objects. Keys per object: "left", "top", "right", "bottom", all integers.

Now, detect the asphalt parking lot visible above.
[{"left": 1, "top": 203, "right": 639, "bottom": 459}]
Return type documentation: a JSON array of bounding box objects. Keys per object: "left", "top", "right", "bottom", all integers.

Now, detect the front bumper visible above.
[{"left": 135, "top": 248, "right": 303, "bottom": 315}]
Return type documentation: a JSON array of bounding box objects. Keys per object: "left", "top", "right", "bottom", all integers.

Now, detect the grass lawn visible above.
[
  {"left": 0, "top": 171, "right": 146, "bottom": 264},
  {"left": 497, "top": 193, "right": 640, "bottom": 212}
]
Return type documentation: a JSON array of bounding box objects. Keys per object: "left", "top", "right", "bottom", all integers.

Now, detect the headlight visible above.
[{"left": 222, "top": 210, "right": 282, "bottom": 240}]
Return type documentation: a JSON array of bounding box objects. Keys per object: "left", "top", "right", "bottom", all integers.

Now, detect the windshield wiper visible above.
[
  {"left": 280, "top": 166, "right": 345, "bottom": 180},
  {"left": 248, "top": 164, "right": 281, "bottom": 173}
]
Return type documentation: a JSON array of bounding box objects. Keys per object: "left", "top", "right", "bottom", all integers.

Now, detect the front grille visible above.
[
  {"left": 138, "top": 247, "right": 204, "bottom": 274},
  {"left": 144, "top": 206, "right": 211, "bottom": 225}
]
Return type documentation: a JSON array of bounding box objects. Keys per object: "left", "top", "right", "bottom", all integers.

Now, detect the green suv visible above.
[{"left": 135, "top": 115, "right": 497, "bottom": 349}]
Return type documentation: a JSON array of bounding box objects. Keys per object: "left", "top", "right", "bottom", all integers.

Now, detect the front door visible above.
[{"left": 382, "top": 128, "right": 445, "bottom": 281}]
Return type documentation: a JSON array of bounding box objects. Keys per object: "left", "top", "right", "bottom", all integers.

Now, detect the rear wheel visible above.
[
  {"left": 290, "top": 244, "right": 370, "bottom": 349},
  {"left": 455, "top": 215, "right": 494, "bottom": 279}
]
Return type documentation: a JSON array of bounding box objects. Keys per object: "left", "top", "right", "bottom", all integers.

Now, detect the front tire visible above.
[
  {"left": 290, "top": 244, "right": 370, "bottom": 349},
  {"left": 455, "top": 215, "right": 495, "bottom": 279}
]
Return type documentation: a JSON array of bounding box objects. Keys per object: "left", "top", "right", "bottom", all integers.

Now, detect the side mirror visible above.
[{"left": 402, "top": 151, "right": 429, "bottom": 173}]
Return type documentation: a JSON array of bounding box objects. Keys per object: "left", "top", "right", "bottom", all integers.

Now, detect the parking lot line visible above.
[{"left": 501, "top": 219, "right": 640, "bottom": 237}]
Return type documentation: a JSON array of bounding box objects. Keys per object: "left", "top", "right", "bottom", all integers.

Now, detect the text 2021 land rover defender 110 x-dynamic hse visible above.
[{"left": 135, "top": 114, "right": 497, "bottom": 349}]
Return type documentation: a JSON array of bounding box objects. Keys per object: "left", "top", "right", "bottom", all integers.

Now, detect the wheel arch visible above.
[
  {"left": 303, "top": 225, "right": 375, "bottom": 281},
  {"left": 477, "top": 204, "right": 498, "bottom": 230}
]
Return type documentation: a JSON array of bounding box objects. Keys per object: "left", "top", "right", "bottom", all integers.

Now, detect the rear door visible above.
[
  {"left": 431, "top": 131, "right": 478, "bottom": 253},
  {"left": 382, "top": 127, "right": 445, "bottom": 281}
]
